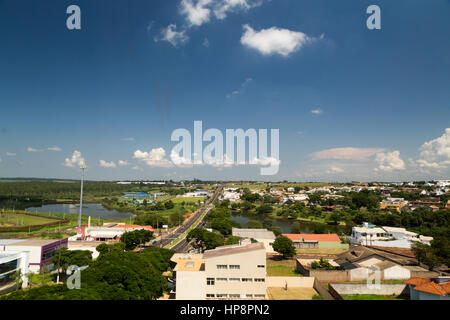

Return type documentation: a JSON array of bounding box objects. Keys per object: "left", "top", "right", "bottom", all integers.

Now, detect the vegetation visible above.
[
  {"left": 310, "top": 258, "right": 336, "bottom": 270},
  {"left": 186, "top": 228, "right": 225, "bottom": 251},
  {"left": 272, "top": 236, "right": 296, "bottom": 258},
  {"left": 1, "top": 245, "right": 174, "bottom": 300},
  {"left": 120, "top": 230, "right": 154, "bottom": 251}
]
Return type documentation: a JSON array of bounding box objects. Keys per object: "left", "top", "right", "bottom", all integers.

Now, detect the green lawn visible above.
[
  {"left": 0, "top": 213, "right": 56, "bottom": 227},
  {"left": 171, "top": 197, "right": 205, "bottom": 204},
  {"left": 266, "top": 258, "right": 302, "bottom": 277}
]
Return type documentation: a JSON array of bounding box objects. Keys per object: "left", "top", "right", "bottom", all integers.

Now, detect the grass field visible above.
[
  {"left": 0, "top": 212, "right": 56, "bottom": 227},
  {"left": 266, "top": 258, "right": 301, "bottom": 277},
  {"left": 267, "top": 287, "right": 317, "bottom": 300},
  {"left": 171, "top": 197, "right": 205, "bottom": 204}
]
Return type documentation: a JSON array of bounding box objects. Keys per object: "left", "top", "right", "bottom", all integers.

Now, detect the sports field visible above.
[{"left": 0, "top": 212, "right": 56, "bottom": 227}]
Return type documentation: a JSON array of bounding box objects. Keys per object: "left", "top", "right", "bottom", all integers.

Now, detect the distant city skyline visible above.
[{"left": 0, "top": 0, "right": 449, "bottom": 182}]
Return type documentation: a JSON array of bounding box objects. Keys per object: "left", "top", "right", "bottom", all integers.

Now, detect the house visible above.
[
  {"left": 283, "top": 233, "right": 348, "bottom": 249},
  {"left": 407, "top": 277, "right": 450, "bottom": 300},
  {"left": 446, "top": 200, "right": 450, "bottom": 210},
  {"left": 350, "top": 222, "right": 433, "bottom": 248},
  {"left": 172, "top": 242, "right": 267, "bottom": 300},
  {"left": 380, "top": 197, "right": 408, "bottom": 212},
  {"left": 0, "top": 238, "right": 68, "bottom": 272},
  {"left": 232, "top": 228, "right": 275, "bottom": 253}
]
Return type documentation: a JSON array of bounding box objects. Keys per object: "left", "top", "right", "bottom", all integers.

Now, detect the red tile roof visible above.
[
  {"left": 407, "top": 278, "right": 450, "bottom": 296},
  {"left": 282, "top": 233, "right": 341, "bottom": 242},
  {"left": 116, "top": 224, "right": 153, "bottom": 231}
]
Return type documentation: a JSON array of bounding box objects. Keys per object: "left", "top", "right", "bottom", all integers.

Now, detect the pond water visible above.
[
  {"left": 26, "top": 203, "right": 134, "bottom": 220},
  {"left": 230, "top": 212, "right": 345, "bottom": 234}
]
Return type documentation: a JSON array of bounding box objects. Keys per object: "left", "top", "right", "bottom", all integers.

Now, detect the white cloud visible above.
[
  {"left": 374, "top": 150, "right": 405, "bottom": 172},
  {"left": 6, "top": 152, "right": 16, "bottom": 156},
  {"left": 180, "top": 0, "right": 212, "bottom": 26},
  {"left": 47, "top": 146, "right": 62, "bottom": 151},
  {"left": 203, "top": 37, "right": 210, "bottom": 47},
  {"left": 416, "top": 128, "right": 450, "bottom": 169},
  {"left": 250, "top": 156, "right": 280, "bottom": 167},
  {"left": 311, "top": 109, "right": 323, "bottom": 115},
  {"left": 134, "top": 148, "right": 173, "bottom": 168},
  {"left": 226, "top": 77, "right": 253, "bottom": 98},
  {"left": 155, "top": 24, "right": 189, "bottom": 47},
  {"left": 99, "top": 160, "right": 117, "bottom": 168},
  {"left": 63, "top": 150, "right": 86, "bottom": 168},
  {"left": 118, "top": 160, "right": 130, "bottom": 166},
  {"left": 311, "top": 147, "right": 385, "bottom": 161},
  {"left": 213, "top": 0, "right": 261, "bottom": 20},
  {"left": 132, "top": 165, "right": 143, "bottom": 171},
  {"left": 170, "top": 150, "right": 194, "bottom": 168},
  {"left": 121, "top": 137, "right": 135, "bottom": 141},
  {"left": 240, "top": 24, "right": 319, "bottom": 57},
  {"left": 27, "top": 147, "right": 40, "bottom": 152},
  {"left": 327, "top": 166, "right": 344, "bottom": 173}
]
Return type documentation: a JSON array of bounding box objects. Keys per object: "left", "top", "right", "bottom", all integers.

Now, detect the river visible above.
[{"left": 26, "top": 203, "right": 134, "bottom": 220}]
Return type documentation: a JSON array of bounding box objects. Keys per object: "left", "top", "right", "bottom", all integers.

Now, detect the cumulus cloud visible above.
[
  {"left": 118, "top": 160, "right": 130, "bottom": 166},
  {"left": 132, "top": 165, "right": 143, "bottom": 171},
  {"left": 134, "top": 148, "right": 173, "bottom": 168},
  {"left": 121, "top": 137, "right": 135, "bottom": 142},
  {"left": 374, "top": 151, "right": 405, "bottom": 171},
  {"left": 203, "top": 37, "right": 210, "bottom": 47},
  {"left": 213, "top": 0, "right": 262, "bottom": 20},
  {"left": 416, "top": 128, "right": 450, "bottom": 169},
  {"left": 154, "top": 24, "right": 189, "bottom": 47},
  {"left": 327, "top": 166, "right": 344, "bottom": 173},
  {"left": 311, "top": 109, "right": 323, "bottom": 115},
  {"left": 27, "top": 147, "right": 40, "bottom": 152},
  {"left": 64, "top": 150, "right": 86, "bottom": 168},
  {"left": 250, "top": 156, "right": 280, "bottom": 167},
  {"left": 226, "top": 77, "right": 253, "bottom": 98},
  {"left": 311, "top": 147, "right": 385, "bottom": 161},
  {"left": 170, "top": 150, "right": 194, "bottom": 168},
  {"left": 47, "top": 146, "right": 61, "bottom": 151},
  {"left": 180, "top": 0, "right": 212, "bottom": 26},
  {"left": 240, "top": 25, "right": 320, "bottom": 57},
  {"left": 99, "top": 160, "right": 117, "bottom": 168},
  {"left": 6, "top": 152, "right": 16, "bottom": 156}
]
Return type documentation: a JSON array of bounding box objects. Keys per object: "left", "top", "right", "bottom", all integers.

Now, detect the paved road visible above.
[{"left": 150, "top": 186, "right": 222, "bottom": 251}]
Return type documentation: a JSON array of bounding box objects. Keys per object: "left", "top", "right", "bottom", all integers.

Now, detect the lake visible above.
[
  {"left": 26, "top": 203, "right": 134, "bottom": 220},
  {"left": 231, "top": 213, "right": 345, "bottom": 234}
]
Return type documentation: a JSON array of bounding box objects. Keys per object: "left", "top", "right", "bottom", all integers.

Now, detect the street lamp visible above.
[{"left": 77, "top": 165, "right": 86, "bottom": 228}]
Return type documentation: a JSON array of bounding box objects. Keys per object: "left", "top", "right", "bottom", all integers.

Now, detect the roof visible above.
[
  {"left": 353, "top": 227, "right": 386, "bottom": 234},
  {"left": 115, "top": 224, "right": 153, "bottom": 231},
  {"left": 5, "top": 239, "right": 64, "bottom": 247},
  {"left": 282, "top": 233, "right": 341, "bottom": 242},
  {"left": 203, "top": 242, "right": 265, "bottom": 259},
  {"left": 232, "top": 228, "right": 275, "bottom": 240},
  {"left": 173, "top": 258, "right": 205, "bottom": 271},
  {"left": 406, "top": 277, "right": 450, "bottom": 296}
]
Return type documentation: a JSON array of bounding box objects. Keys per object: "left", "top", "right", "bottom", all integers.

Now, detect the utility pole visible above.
[{"left": 77, "top": 165, "right": 86, "bottom": 228}]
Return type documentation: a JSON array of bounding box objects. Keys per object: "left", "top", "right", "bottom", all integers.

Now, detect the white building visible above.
[
  {"left": 0, "top": 251, "right": 29, "bottom": 292},
  {"left": 172, "top": 243, "right": 267, "bottom": 300},
  {"left": 232, "top": 228, "right": 276, "bottom": 253}
]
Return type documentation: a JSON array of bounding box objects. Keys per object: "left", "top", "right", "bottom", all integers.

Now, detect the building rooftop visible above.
[
  {"left": 282, "top": 233, "right": 341, "bottom": 242},
  {"left": 407, "top": 277, "right": 450, "bottom": 296},
  {"left": 203, "top": 242, "right": 265, "bottom": 259},
  {"left": 232, "top": 228, "right": 276, "bottom": 240},
  {"left": 4, "top": 239, "right": 65, "bottom": 247}
]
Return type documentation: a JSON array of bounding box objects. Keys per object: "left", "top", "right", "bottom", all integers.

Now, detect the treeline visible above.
[{"left": 1, "top": 244, "right": 174, "bottom": 300}]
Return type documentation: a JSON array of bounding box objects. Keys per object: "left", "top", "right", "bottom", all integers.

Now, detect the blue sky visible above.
[{"left": 0, "top": 0, "right": 449, "bottom": 181}]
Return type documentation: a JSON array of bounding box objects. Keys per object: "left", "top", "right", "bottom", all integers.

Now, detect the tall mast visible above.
[{"left": 78, "top": 165, "right": 86, "bottom": 228}]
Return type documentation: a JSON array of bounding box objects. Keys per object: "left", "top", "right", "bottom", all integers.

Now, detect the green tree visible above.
[
  {"left": 120, "top": 230, "right": 154, "bottom": 251},
  {"left": 247, "top": 220, "right": 263, "bottom": 229},
  {"left": 272, "top": 236, "right": 296, "bottom": 258}
]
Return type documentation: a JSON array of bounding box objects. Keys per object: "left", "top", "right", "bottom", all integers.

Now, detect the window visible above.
[
  {"left": 255, "top": 294, "right": 265, "bottom": 298},
  {"left": 242, "top": 278, "right": 253, "bottom": 282},
  {"left": 216, "top": 294, "right": 227, "bottom": 298},
  {"left": 246, "top": 294, "right": 253, "bottom": 298},
  {"left": 229, "top": 265, "right": 240, "bottom": 269},
  {"left": 217, "top": 264, "right": 227, "bottom": 269},
  {"left": 216, "top": 278, "right": 227, "bottom": 282},
  {"left": 207, "top": 278, "right": 215, "bottom": 285},
  {"left": 257, "top": 265, "right": 265, "bottom": 268},
  {"left": 229, "top": 294, "right": 240, "bottom": 298},
  {"left": 229, "top": 278, "right": 240, "bottom": 282},
  {"left": 206, "top": 294, "right": 215, "bottom": 298},
  {"left": 254, "top": 278, "right": 265, "bottom": 282}
]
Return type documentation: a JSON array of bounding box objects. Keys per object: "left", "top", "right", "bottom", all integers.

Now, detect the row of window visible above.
[
  {"left": 207, "top": 278, "right": 265, "bottom": 285},
  {"left": 206, "top": 294, "right": 265, "bottom": 299},
  {"left": 216, "top": 264, "right": 265, "bottom": 269}
]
